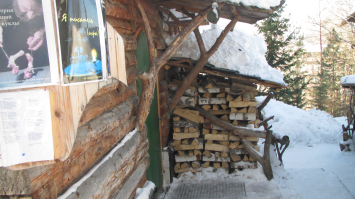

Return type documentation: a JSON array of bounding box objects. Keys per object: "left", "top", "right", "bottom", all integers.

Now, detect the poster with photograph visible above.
[
  {"left": 0, "top": 0, "right": 59, "bottom": 90},
  {"left": 0, "top": 89, "right": 54, "bottom": 167},
  {"left": 55, "top": 0, "right": 107, "bottom": 84}
]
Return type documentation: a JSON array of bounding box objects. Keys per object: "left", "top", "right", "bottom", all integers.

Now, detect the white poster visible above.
[{"left": 0, "top": 89, "right": 54, "bottom": 167}]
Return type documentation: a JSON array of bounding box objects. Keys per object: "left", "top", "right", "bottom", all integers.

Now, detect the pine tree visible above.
[{"left": 255, "top": 6, "right": 309, "bottom": 108}]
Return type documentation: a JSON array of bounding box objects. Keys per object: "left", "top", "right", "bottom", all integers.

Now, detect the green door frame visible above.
[{"left": 135, "top": 31, "right": 163, "bottom": 190}]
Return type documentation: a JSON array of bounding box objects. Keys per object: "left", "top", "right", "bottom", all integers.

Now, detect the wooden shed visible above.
[{"left": 0, "top": 0, "right": 284, "bottom": 198}]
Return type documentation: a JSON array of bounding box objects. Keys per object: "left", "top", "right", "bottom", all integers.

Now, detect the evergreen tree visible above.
[{"left": 255, "top": 6, "right": 309, "bottom": 108}]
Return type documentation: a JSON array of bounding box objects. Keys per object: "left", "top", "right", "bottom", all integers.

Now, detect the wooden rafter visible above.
[{"left": 134, "top": 0, "right": 211, "bottom": 130}]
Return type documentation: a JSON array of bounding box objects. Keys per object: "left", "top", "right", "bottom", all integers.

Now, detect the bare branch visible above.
[
  {"left": 257, "top": 93, "right": 274, "bottom": 112},
  {"left": 237, "top": 132, "right": 265, "bottom": 165}
]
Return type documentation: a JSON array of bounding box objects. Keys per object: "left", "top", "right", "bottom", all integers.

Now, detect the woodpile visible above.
[{"left": 170, "top": 74, "right": 261, "bottom": 174}]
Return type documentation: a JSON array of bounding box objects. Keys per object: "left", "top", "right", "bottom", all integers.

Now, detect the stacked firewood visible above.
[
  {"left": 170, "top": 76, "right": 261, "bottom": 174},
  {"left": 170, "top": 80, "right": 205, "bottom": 174}
]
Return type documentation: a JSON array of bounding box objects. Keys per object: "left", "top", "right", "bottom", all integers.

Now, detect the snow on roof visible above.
[
  {"left": 218, "top": 0, "right": 282, "bottom": 10},
  {"left": 165, "top": 24, "right": 285, "bottom": 85},
  {"left": 341, "top": 75, "right": 355, "bottom": 87}
]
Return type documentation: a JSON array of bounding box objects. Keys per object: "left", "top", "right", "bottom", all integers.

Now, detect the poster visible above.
[
  {"left": 55, "top": 0, "right": 107, "bottom": 84},
  {"left": 0, "top": 89, "right": 54, "bottom": 167},
  {"left": 0, "top": 0, "right": 59, "bottom": 90}
]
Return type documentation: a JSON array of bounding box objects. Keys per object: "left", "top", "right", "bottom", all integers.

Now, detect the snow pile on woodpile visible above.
[
  {"left": 165, "top": 24, "right": 285, "bottom": 85},
  {"left": 220, "top": 0, "right": 282, "bottom": 10},
  {"left": 341, "top": 75, "right": 355, "bottom": 86},
  {"left": 256, "top": 96, "right": 344, "bottom": 146}
]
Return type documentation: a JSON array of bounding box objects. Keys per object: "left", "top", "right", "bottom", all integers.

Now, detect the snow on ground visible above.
[
  {"left": 134, "top": 181, "right": 155, "bottom": 199},
  {"left": 165, "top": 25, "right": 285, "bottom": 85},
  {"left": 256, "top": 96, "right": 343, "bottom": 146}
]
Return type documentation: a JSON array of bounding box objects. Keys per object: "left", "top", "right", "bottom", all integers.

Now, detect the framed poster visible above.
[
  {"left": 0, "top": 89, "right": 54, "bottom": 167},
  {"left": 0, "top": 0, "right": 59, "bottom": 90},
  {"left": 55, "top": 0, "right": 107, "bottom": 84}
]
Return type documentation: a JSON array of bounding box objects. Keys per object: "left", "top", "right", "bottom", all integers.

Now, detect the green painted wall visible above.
[{"left": 135, "top": 31, "right": 163, "bottom": 189}]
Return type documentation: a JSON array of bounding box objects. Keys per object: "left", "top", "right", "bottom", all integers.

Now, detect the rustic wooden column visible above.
[{"left": 134, "top": 0, "right": 211, "bottom": 130}]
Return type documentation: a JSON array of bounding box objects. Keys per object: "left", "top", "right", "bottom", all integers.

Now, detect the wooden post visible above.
[{"left": 134, "top": 0, "right": 211, "bottom": 130}]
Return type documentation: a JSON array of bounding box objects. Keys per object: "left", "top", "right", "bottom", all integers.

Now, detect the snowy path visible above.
[{"left": 281, "top": 144, "right": 355, "bottom": 199}]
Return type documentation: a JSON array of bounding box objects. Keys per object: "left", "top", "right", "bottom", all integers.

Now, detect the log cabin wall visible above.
[{"left": 0, "top": 0, "right": 168, "bottom": 198}]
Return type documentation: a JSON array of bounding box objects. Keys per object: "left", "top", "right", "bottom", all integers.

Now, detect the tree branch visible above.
[
  {"left": 257, "top": 92, "right": 274, "bottom": 112},
  {"left": 237, "top": 132, "right": 265, "bottom": 165},
  {"left": 182, "top": 8, "right": 206, "bottom": 55}
]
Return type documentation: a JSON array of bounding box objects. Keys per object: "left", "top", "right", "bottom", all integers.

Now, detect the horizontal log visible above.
[
  {"left": 229, "top": 113, "right": 256, "bottom": 121},
  {"left": 199, "top": 98, "right": 227, "bottom": 105},
  {"left": 205, "top": 143, "right": 230, "bottom": 152},
  {"left": 229, "top": 135, "right": 259, "bottom": 142},
  {"left": 204, "top": 134, "right": 228, "bottom": 141},
  {"left": 208, "top": 110, "right": 231, "bottom": 115},
  {"left": 174, "top": 139, "right": 204, "bottom": 151},
  {"left": 230, "top": 148, "right": 249, "bottom": 155},
  {"left": 175, "top": 155, "right": 201, "bottom": 162},
  {"left": 197, "top": 87, "right": 230, "bottom": 93},
  {"left": 229, "top": 100, "right": 257, "bottom": 108},
  {"left": 79, "top": 86, "right": 136, "bottom": 126},
  {"left": 197, "top": 106, "right": 267, "bottom": 138},
  {"left": 177, "top": 96, "right": 196, "bottom": 107},
  {"left": 203, "top": 123, "right": 226, "bottom": 130},
  {"left": 169, "top": 86, "right": 197, "bottom": 97},
  {"left": 173, "top": 132, "right": 200, "bottom": 139},
  {"left": 62, "top": 128, "right": 149, "bottom": 198},
  {"left": 174, "top": 168, "right": 202, "bottom": 173},
  {"left": 30, "top": 117, "right": 137, "bottom": 198},
  {"left": 230, "top": 162, "right": 257, "bottom": 169},
  {"left": 202, "top": 153, "right": 230, "bottom": 162},
  {"left": 173, "top": 121, "right": 199, "bottom": 128}
]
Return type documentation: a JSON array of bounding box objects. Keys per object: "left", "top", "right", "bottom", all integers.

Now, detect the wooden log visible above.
[
  {"left": 215, "top": 152, "right": 220, "bottom": 158},
  {"left": 216, "top": 93, "right": 226, "bottom": 98},
  {"left": 181, "top": 139, "right": 189, "bottom": 145},
  {"left": 177, "top": 96, "right": 196, "bottom": 107},
  {"left": 226, "top": 94, "right": 234, "bottom": 101},
  {"left": 204, "top": 134, "right": 228, "bottom": 141},
  {"left": 229, "top": 113, "right": 256, "bottom": 121},
  {"left": 184, "top": 127, "right": 189, "bottom": 133},
  {"left": 230, "top": 148, "right": 249, "bottom": 155},
  {"left": 202, "top": 153, "right": 230, "bottom": 162},
  {"left": 178, "top": 151, "right": 185, "bottom": 157},
  {"left": 173, "top": 108, "right": 204, "bottom": 123},
  {"left": 229, "top": 142, "right": 240, "bottom": 149},
  {"left": 229, "top": 100, "right": 257, "bottom": 108},
  {"left": 172, "top": 140, "right": 181, "bottom": 146},
  {"left": 170, "top": 86, "right": 197, "bottom": 97},
  {"left": 231, "top": 162, "right": 257, "bottom": 170},
  {"left": 208, "top": 110, "right": 231, "bottom": 115},
  {"left": 199, "top": 98, "right": 227, "bottom": 105},
  {"left": 222, "top": 162, "right": 229, "bottom": 168},
  {"left": 173, "top": 121, "right": 199, "bottom": 128},
  {"left": 175, "top": 154, "right": 201, "bottom": 162},
  {"left": 191, "top": 161, "right": 201, "bottom": 169},
  {"left": 174, "top": 162, "right": 181, "bottom": 171},
  {"left": 212, "top": 104, "right": 219, "bottom": 110},
  {"left": 203, "top": 93, "right": 214, "bottom": 98},
  {"left": 221, "top": 152, "right": 229, "bottom": 158},
  {"left": 197, "top": 106, "right": 267, "bottom": 138},
  {"left": 202, "top": 105, "right": 211, "bottom": 111},
  {"left": 194, "top": 150, "right": 202, "bottom": 156},
  {"left": 213, "top": 163, "right": 221, "bottom": 168},
  {"left": 203, "top": 161, "right": 210, "bottom": 168},
  {"left": 189, "top": 127, "right": 198, "bottom": 133},
  {"left": 180, "top": 163, "right": 190, "bottom": 169},
  {"left": 231, "top": 82, "right": 257, "bottom": 92},
  {"left": 173, "top": 116, "right": 180, "bottom": 121},
  {"left": 205, "top": 143, "right": 230, "bottom": 152},
  {"left": 197, "top": 87, "right": 231, "bottom": 93},
  {"left": 230, "top": 154, "right": 241, "bottom": 162},
  {"left": 174, "top": 168, "right": 202, "bottom": 173},
  {"left": 203, "top": 123, "right": 225, "bottom": 130},
  {"left": 203, "top": 150, "right": 212, "bottom": 158},
  {"left": 188, "top": 150, "right": 194, "bottom": 157},
  {"left": 174, "top": 139, "right": 204, "bottom": 150},
  {"left": 202, "top": 128, "right": 210, "bottom": 134},
  {"left": 229, "top": 135, "right": 259, "bottom": 142},
  {"left": 221, "top": 105, "right": 228, "bottom": 110}
]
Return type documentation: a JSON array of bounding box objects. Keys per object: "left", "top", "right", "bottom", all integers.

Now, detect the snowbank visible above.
[
  {"left": 341, "top": 75, "right": 355, "bottom": 86},
  {"left": 165, "top": 25, "right": 285, "bottom": 85},
  {"left": 256, "top": 97, "right": 343, "bottom": 146},
  {"left": 134, "top": 181, "right": 155, "bottom": 199},
  {"left": 220, "top": 0, "right": 282, "bottom": 10}
]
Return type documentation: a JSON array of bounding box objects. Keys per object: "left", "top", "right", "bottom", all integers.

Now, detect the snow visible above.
[
  {"left": 256, "top": 96, "right": 343, "bottom": 146},
  {"left": 165, "top": 25, "right": 285, "bottom": 85},
  {"left": 221, "top": 0, "right": 282, "bottom": 10},
  {"left": 57, "top": 128, "right": 138, "bottom": 199},
  {"left": 341, "top": 75, "right": 355, "bottom": 86},
  {"left": 134, "top": 181, "right": 156, "bottom": 199}
]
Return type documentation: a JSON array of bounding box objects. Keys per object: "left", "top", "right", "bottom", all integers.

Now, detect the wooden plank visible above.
[
  {"left": 229, "top": 100, "right": 257, "bottom": 107},
  {"left": 69, "top": 85, "right": 87, "bottom": 134},
  {"left": 229, "top": 113, "right": 256, "bottom": 121},
  {"left": 107, "top": 22, "right": 127, "bottom": 85},
  {"left": 84, "top": 82, "right": 99, "bottom": 102},
  {"left": 197, "top": 87, "right": 230, "bottom": 93},
  {"left": 204, "top": 134, "right": 228, "bottom": 141},
  {"left": 173, "top": 108, "right": 204, "bottom": 123},
  {"left": 199, "top": 98, "right": 227, "bottom": 105},
  {"left": 205, "top": 143, "right": 230, "bottom": 152},
  {"left": 173, "top": 132, "right": 200, "bottom": 139}
]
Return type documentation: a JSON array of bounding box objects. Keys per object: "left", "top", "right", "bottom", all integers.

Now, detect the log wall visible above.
[{"left": 0, "top": 0, "right": 168, "bottom": 198}]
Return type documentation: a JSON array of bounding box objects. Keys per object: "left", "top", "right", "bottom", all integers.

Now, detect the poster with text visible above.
[
  {"left": 0, "top": 0, "right": 59, "bottom": 90},
  {"left": 56, "top": 0, "right": 107, "bottom": 84},
  {"left": 0, "top": 89, "right": 54, "bottom": 167}
]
